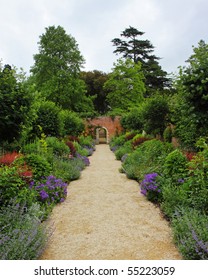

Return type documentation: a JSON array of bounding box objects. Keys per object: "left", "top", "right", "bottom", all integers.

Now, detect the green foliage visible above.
[
  {"left": 163, "top": 126, "right": 173, "bottom": 143},
  {"left": 171, "top": 40, "right": 208, "bottom": 149},
  {"left": 109, "top": 134, "right": 126, "bottom": 150},
  {"left": 0, "top": 166, "right": 27, "bottom": 205},
  {"left": 0, "top": 65, "right": 32, "bottom": 144},
  {"left": 52, "top": 158, "right": 83, "bottom": 182},
  {"left": 78, "top": 135, "right": 94, "bottom": 148},
  {"left": 160, "top": 181, "right": 189, "bottom": 219},
  {"left": 163, "top": 149, "right": 188, "bottom": 182},
  {"left": 142, "top": 95, "right": 169, "bottom": 137},
  {"left": 122, "top": 139, "right": 173, "bottom": 181},
  {"left": 172, "top": 208, "right": 208, "bottom": 260},
  {"left": 32, "top": 101, "right": 61, "bottom": 137},
  {"left": 111, "top": 26, "right": 169, "bottom": 95},
  {"left": 73, "top": 142, "right": 89, "bottom": 157},
  {"left": 30, "top": 25, "right": 93, "bottom": 113},
  {"left": 59, "top": 110, "right": 84, "bottom": 136},
  {"left": 45, "top": 137, "right": 69, "bottom": 157},
  {"left": 185, "top": 148, "right": 208, "bottom": 214},
  {"left": 80, "top": 70, "right": 109, "bottom": 114},
  {"left": 114, "top": 141, "right": 133, "bottom": 160},
  {"left": 23, "top": 154, "right": 52, "bottom": 181},
  {"left": 0, "top": 202, "right": 50, "bottom": 259},
  {"left": 104, "top": 58, "right": 145, "bottom": 112},
  {"left": 121, "top": 108, "right": 144, "bottom": 131}
]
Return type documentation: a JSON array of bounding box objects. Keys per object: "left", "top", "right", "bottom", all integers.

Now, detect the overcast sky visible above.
[{"left": 0, "top": 0, "right": 208, "bottom": 75}]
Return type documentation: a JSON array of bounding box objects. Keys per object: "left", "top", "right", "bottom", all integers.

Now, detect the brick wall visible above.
[{"left": 85, "top": 116, "right": 123, "bottom": 142}]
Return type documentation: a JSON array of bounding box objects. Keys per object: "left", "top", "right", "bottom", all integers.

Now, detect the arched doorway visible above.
[{"left": 95, "top": 127, "right": 109, "bottom": 144}]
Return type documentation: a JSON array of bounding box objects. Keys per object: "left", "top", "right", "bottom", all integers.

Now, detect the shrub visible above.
[
  {"left": 125, "top": 131, "right": 137, "bottom": 141},
  {"left": 115, "top": 142, "right": 133, "bottom": 160},
  {"left": 76, "top": 153, "right": 90, "bottom": 167},
  {"left": 30, "top": 175, "right": 67, "bottom": 205},
  {"left": 0, "top": 202, "right": 50, "bottom": 259},
  {"left": 52, "top": 158, "right": 82, "bottom": 182},
  {"left": 109, "top": 134, "right": 126, "bottom": 150},
  {"left": 65, "top": 141, "right": 77, "bottom": 157},
  {"left": 45, "top": 137, "right": 69, "bottom": 157},
  {"left": 142, "top": 96, "right": 169, "bottom": 137},
  {"left": 122, "top": 139, "right": 173, "bottom": 181},
  {"left": 160, "top": 180, "right": 189, "bottom": 219},
  {"left": 59, "top": 110, "right": 84, "bottom": 136},
  {"left": 120, "top": 108, "right": 144, "bottom": 131},
  {"left": 185, "top": 152, "right": 208, "bottom": 214},
  {"left": 78, "top": 135, "right": 93, "bottom": 148},
  {"left": 32, "top": 101, "right": 61, "bottom": 137},
  {"left": 73, "top": 142, "right": 89, "bottom": 157},
  {"left": 163, "top": 149, "right": 188, "bottom": 183},
  {"left": 0, "top": 151, "right": 22, "bottom": 166},
  {"left": 172, "top": 208, "right": 208, "bottom": 260},
  {"left": 163, "top": 126, "right": 173, "bottom": 143},
  {"left": 132, "top": 136, "right": 151, "bottom": 149},
  {"left": 140, "top": 173, "right": 162, "bottom": 203},
  {"left": 0, "top": 166, "right": 27, "bottom": 205},
  {"left": 23, "top": 154, "right": 52, "bottom": 181}
]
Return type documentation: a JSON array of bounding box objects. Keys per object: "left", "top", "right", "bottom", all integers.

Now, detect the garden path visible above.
[{"left": 41, "top": 145, "right": 181, "bottom": 260}]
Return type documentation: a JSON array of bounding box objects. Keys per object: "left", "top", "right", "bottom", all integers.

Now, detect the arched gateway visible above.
[{"left": 85, "top": 116, "right": 122, "bottom": 144}]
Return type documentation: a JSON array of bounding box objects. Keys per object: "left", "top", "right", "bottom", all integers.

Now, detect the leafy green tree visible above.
[
  {"left": 121, "top": 107, "right": 144, "bottom": 131},
  {"left": 59, "top": 110, "right": 84, "bottom": 136},
  {"left": 0, "top": 65, "right": 32, "bottom": 144},
  {"left": 30, "top": 25, "right": 94, "bottom": 113},
  {"left": 171, "top": 40, "right": 208, "bottom": 149},
  {"left": 112, "top": 26, "right": 169, "bottom": 95},
  {"left": 80, "top": 70, "right": 109, "bottom": 114},
  {"left": 104, "top": 58, "right": 145, "bottom": 113},
  {"left": 32, "top": 101, "right": 61, "bottom": 137},
  {"left": 142, "top": 95, "right": 169, "bottom": 137}
]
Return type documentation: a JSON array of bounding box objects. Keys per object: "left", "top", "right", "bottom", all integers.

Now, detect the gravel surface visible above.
[{"left": 41, "top": 145, "right": 181, "bottom": 260}]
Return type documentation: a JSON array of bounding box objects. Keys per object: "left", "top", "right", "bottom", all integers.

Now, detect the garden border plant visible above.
[{"left": 110, "top": 132, "right": 208, "bottom": 260}]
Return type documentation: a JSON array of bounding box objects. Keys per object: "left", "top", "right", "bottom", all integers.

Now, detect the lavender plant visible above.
[
  {"left": 172, "top": 208, "right": 208, "bottom": 259},
  {"left": 0, "top": 202, "right": 51, "bottom": 259}
]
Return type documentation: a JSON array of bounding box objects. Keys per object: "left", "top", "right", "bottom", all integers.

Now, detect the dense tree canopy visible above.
[
  {"left": 112, "top": 26, "right": 169, "bottom": 96},
  {"left": 0, "top": 65, "right": 32, "bottom": 144},
  {"left": 104, "top": 58, "right": 145, "bottom": 112},
  {"left": 30, "top": 25, "right": 94, "bottom": 113},
  {"left": 80, "top": 70, "right": 109, "bottom": 114},
  {"left": 171, "top": 40, "right": 208, "bottom": 149}
]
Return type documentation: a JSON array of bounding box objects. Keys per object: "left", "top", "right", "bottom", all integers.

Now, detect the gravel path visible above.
[{"left": 41, "top": 145, "right": 181, "bottom": 260}]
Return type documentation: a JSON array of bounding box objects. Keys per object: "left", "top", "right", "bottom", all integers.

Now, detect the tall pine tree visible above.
[{"left": 112, "top": 26, "right": 169, "bottom": 96}]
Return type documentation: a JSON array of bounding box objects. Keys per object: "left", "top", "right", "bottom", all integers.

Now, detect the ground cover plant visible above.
[{"left": 0, "top": 201, "right": 51, "bottom": 260}]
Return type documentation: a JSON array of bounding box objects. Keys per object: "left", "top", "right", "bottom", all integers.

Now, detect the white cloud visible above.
[{"left": 0, "top": 0, "right": 208, "bottom": 74}]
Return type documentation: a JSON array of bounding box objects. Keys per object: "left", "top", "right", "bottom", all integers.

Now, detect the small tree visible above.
[{"left": 104, "top": 58, "right": 145, "bottom": 113}]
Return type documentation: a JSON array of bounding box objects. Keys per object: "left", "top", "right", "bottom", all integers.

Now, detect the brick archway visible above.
[
  {"left": 85, "top": 116, "right": 122, "bottom": 144},
  {"left": 96, "top": 126, "right": 109, "bottom": 144}
]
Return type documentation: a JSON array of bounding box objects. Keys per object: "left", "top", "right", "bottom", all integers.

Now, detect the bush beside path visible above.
[{"left": 41, "top": 145, "right": 181, "bottom": 260}]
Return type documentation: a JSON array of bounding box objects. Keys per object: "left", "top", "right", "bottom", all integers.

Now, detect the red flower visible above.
[
  {"left": 185, "top": 151, "right": 196, "bottom": 161},
  {"left": 0, "top": 152, "right": 22, "bottom": 166}
]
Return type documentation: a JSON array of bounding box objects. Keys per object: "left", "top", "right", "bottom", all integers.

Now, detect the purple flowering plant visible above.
[
  {"left": 140, "top": 173, "right": 161, "bottom": 203},
  {"left": 30, "top": 175, "right": 67, "bottom": 205},
  {"left": 76, "top": 153, "right": 90, "bottom": 166}
]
